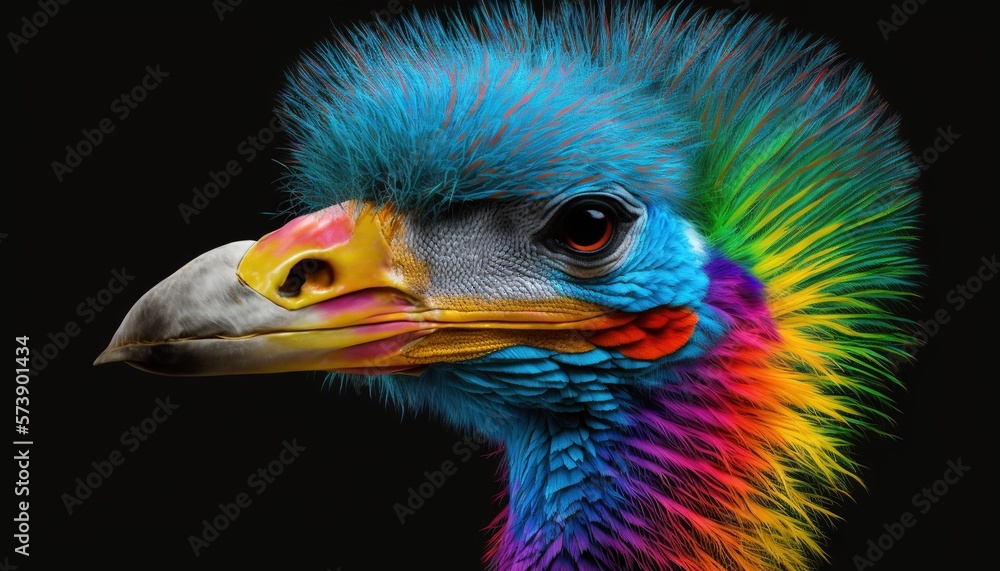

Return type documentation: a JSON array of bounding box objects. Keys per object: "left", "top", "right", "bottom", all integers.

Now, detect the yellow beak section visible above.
[
  {"left": 95, "top": 200, "right": 623, "bottom": 377},
  {"left": 237, "top": 202, "right": 407, "bottom": 310}
]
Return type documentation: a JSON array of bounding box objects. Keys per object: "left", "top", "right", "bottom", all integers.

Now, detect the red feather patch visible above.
[{"left": 587, "top": 307, "right": 698, "bottom": 360}]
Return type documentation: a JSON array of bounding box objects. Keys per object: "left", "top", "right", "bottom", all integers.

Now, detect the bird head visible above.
[
  {"left": 96, "top": 2, "right": 920, "bottom": 569},
  {"left": 96, "top": 10, "right": 719, "bottom": 431}
]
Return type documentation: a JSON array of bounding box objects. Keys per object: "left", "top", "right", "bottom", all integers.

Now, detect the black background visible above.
[{"left": 6, "top": 0, "right": 994, "bottom": 569}]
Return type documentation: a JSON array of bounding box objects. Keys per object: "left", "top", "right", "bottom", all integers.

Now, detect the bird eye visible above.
[
  {"left": 561, "top": 204, "right": 615, "bottom": 253},
  {"left": 538, "top": 188, "right": 643, "bottom": 279}
]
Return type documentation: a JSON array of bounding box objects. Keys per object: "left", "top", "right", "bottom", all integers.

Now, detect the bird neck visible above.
[
  {"left": 486, "top": 403, "right": 634, "bottom": 571},
  {"left": 486, "top": 257, "right": 832, "bottom": 570}
]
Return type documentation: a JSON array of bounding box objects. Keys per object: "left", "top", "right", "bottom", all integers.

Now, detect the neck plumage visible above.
[{"left": 485, "top": 257, "right": 849, "bottom": 571}]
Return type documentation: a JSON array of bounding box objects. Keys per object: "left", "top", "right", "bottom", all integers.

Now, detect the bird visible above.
[{"left": 95, "top": 1, "right": 921, "bottom": 569}]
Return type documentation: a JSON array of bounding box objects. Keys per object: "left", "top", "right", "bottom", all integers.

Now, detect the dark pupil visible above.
[{"left": 566, "top": 207, "right": 608, "bottom": 247}]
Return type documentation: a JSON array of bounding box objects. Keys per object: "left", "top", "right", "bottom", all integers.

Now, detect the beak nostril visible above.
[{"left": 278, "top": 258, "right": 335, "bottom": 298}]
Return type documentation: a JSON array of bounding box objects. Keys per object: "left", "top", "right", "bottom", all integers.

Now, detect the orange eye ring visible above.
[{"left": 562, "top": 205, "right": 615, "bottom": 253}]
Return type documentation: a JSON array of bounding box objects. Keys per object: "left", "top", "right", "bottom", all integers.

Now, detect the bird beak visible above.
[
  {"left": 95, "top": 201, "right": 661, "bottom": 377},
  {"left": 93, "top": 202, "right": 431, "bottom": 376}
]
